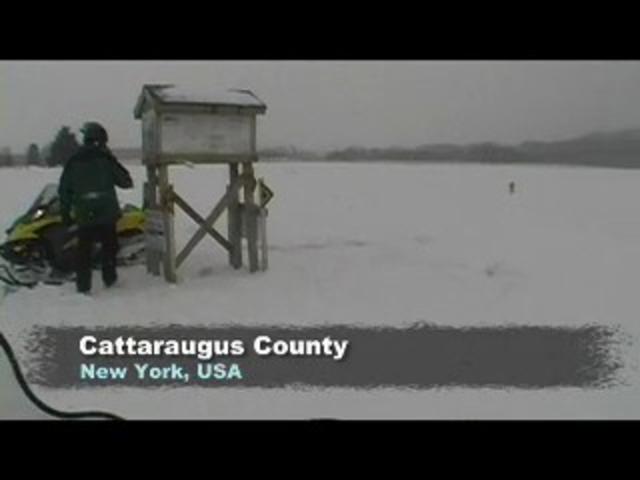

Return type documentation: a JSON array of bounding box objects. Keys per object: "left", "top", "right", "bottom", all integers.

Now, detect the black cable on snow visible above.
[{"left": 0, "top": 332, "right": 124, "bottom": 421}]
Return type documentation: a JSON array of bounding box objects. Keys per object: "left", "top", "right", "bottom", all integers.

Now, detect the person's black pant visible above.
[{"left": 75, "top": 223, "right": 119, "bottom": 293}]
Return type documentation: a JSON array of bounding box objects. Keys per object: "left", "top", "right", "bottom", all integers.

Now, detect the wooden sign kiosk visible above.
[{"left": 134, "top": 84, "right": 268, "bottom": 283}]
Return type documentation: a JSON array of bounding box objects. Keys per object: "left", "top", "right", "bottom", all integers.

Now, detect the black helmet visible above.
[{"left": 80, "top": 122, "right": 108, "bottom": 145}]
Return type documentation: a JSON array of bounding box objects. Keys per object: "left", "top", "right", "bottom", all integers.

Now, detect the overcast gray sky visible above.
[{"left": 2, "top": 61, "right": 640, "bottom": 153}]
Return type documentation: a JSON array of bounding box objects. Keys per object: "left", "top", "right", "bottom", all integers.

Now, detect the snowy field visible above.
[{"left": 2, "top": 161, "right": 640, "bottom": 419}]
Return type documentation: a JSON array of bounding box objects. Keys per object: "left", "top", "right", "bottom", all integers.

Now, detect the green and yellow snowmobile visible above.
[{"left": 0, "top": 183, "right": 146, "bottom": 288}]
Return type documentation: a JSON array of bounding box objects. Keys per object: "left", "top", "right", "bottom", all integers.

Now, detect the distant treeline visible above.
[
  {"left": 323, "top": 129, "right": 640, "bottom": 168},
  {"left": 0, "top": 126, "right": 81, "bottom": 168}
]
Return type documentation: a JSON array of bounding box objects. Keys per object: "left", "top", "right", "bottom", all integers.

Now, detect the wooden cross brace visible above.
[{"left": 171, "top": 175, "right": 248, "bottom": 269}]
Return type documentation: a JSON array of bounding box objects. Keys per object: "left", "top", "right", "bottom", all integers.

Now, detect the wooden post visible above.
[
  {"left": 158, "top": 165, "right": 177, "bottom": 283},
  {"left": 143, "top": 166, "right": 152, "bottom": 274},
  {"left": 245, "top": 115, "right": 259, "bottom": 273},
  {"left": 258, "top": 207, "right": 268, "bottom": 271},
  {"left": 242, "top": 162, "right": 259, "bottom": 273},
  {"left": 144, "top": 165, "right": 161, "bottom": 276},
  {"left": 228, "top": 163, "right": 242, "bottom": 269}
]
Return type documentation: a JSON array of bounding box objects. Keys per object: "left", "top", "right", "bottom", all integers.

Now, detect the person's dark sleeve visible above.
[
  {"left": 58, "top": 163, "right": 74, "bottom": 224},
  {"left": 110, "top": 154, "right": 134, "bottom": 189}
]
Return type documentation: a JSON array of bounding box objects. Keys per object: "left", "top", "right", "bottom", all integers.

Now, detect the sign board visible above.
[
  {"left": 145, "top": 209, "right": 166, "bottom": 253},
  {"left": 258, "top": 179, "right": 274, "bottom": 208},
  {"left": 160, "top": 113, "right": 253, "bottom": 156}
]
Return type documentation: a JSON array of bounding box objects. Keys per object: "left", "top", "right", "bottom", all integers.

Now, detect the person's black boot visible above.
[
  {"left": 76, "top": 268, "right": 92, "bottom": 294},
  {"left": 102, "top": 265, "right": 118, "bottom": 288}
]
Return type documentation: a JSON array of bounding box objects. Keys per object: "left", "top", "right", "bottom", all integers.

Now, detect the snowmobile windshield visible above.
[
  {"left": 27, "top": 184, "right": 59, "bottom": 215},
  {"left": 5, "top": 184, "right": 61, "bottom": 234}
]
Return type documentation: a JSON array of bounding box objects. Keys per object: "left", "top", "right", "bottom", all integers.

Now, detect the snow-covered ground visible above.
[{"left": 1, "top": 161, "right": 640, "bottom": 419}]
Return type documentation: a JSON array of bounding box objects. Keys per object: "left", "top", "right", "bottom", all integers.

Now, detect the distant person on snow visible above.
[{"left": 58, "top": 122, "right": 133, "bottom": 294}]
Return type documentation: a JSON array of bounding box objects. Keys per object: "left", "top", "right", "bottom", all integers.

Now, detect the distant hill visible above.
[
  {"left": 516, "top": 129, "right": 640, "bottom": 167},
  {"left": 326, "top": 128, "right": 640, "bottom": 168}
]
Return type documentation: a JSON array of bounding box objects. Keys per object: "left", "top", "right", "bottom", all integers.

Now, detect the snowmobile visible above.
[{"left": 0, "top": 183, "right": 146, "bottom": 288}]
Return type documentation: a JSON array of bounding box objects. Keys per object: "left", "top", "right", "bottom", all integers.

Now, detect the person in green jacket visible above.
[{"left": 58, "top": 122, "right": 133, "bottom": 294}]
